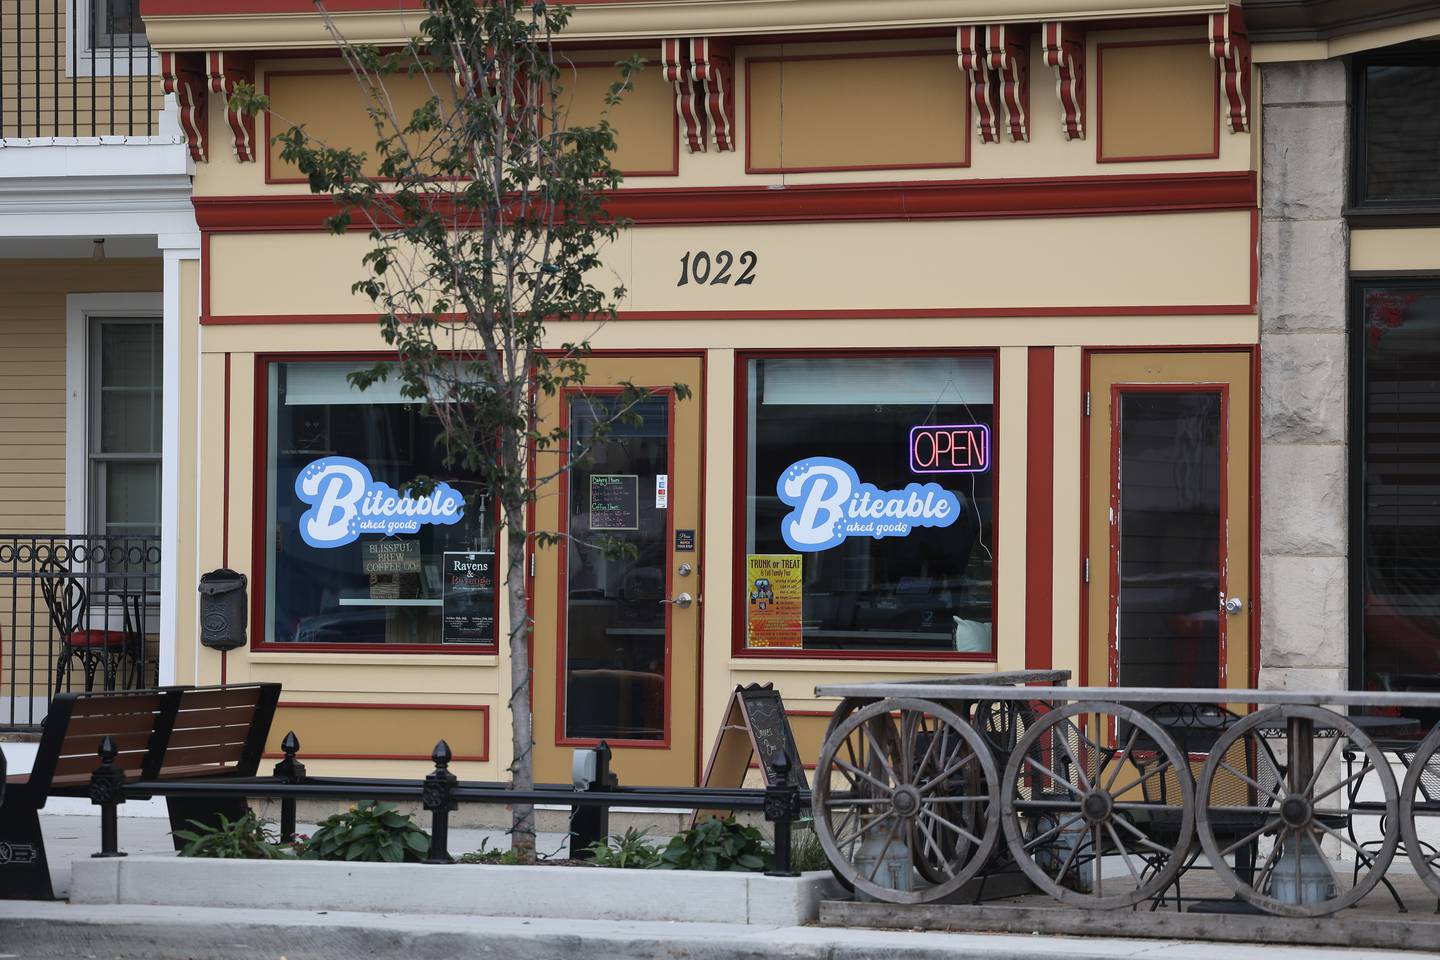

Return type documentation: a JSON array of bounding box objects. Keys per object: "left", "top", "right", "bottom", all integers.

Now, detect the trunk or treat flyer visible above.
[{"left": 745, "top": 554, "right": 803, "bottom": 648}]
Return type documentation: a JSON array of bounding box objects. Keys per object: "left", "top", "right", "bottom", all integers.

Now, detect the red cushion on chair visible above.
[{"left": 67, "top": 630, "right": 129, "bottom": 649}]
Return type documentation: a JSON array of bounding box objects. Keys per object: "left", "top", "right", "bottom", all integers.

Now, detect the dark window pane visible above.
[
  {"left": 1116, "top": 392, "right": 1222, "bottom": 689},
  {"left": 564, "top": 395, "right": 669, "bottom": 741},
  {"left": 744, "top": 357, "right": 995, "bottom": 654},
  {"left": 1361, "top": 286, "right": 1440, "bottom": 712},
  {"left": 1362, "top": 64, "right": 1440, "bottom": 203}
]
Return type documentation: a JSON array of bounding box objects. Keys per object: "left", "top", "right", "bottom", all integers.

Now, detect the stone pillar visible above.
[{"left": 1257, "top": 60, "right": 1350, "bottom": 692}]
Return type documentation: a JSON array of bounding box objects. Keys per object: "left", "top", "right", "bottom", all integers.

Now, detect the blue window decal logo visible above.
[
  {"left": 777, "top": 457, "right": 961, "bottom": 553},
  {"left": 296, "top": 456, "right": 465, "bottom": 548}
]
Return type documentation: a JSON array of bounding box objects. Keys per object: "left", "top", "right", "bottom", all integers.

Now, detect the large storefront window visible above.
[
  {"left": 262, "top": 361, "right": 497, "bottom": 650},
  {"left": 1357, "top": 284, "right": 1440, "bottom": 700},
  {"left": 740, "top": 354, "right": 996, "bottom": 656}
]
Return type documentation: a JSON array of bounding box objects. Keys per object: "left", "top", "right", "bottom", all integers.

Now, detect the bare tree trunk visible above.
[{"left": 504, "top": 497, "right": 536, "bottom": 863}]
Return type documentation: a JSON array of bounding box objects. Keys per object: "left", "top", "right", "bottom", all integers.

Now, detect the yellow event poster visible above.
[{"left": 746, "top": 554, "right": 803, "bottom": 649}]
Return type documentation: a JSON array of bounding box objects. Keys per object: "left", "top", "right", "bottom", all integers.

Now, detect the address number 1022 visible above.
[{"left": 677, "top": 250, "right": 757, "bottom": 287}]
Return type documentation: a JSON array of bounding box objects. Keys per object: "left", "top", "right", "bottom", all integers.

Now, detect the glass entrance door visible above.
[
  {"left": 531, "top": 356, "right": 703, "bottom": 786},
  {"left": 1085, "top": 352, "right": 1253, "bottom": 691}
]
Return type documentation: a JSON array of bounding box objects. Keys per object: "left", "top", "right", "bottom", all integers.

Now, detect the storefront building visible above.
[{"left": 120, "top": 0, "right": 1436, "bottom": 786}]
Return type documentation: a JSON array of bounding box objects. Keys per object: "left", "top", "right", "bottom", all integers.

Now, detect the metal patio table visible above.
[{"left": 808, "top": 682, "right": 1440, "bottom": 917}]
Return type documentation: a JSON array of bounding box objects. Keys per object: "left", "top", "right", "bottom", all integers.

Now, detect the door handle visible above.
[
  {"left": 1224, "top": 597, "right": 1244, "bottom": 615},
  {"left": 661, "top": 592, "right": 694, "bottom": 609}
]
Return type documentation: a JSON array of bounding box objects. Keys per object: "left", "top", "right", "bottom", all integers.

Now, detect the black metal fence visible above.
[
  {"left": 0, "top": 0, "right": 159, "bottom": 140},
  {"left": 0, "top": 533, "right": 160, "bottom": 729}
]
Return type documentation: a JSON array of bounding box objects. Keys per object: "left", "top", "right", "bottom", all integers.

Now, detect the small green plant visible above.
[
  {"left": 654, "top": 816, "right": 773, "bottom": 872},
  {"left": 457, "top": 837, "right": 522, "bottom": 865},
  {"left": 584, "top": 827, "right": 660, "bottom": 868},
  {"left": 789, "top": 820, "right": 829, "bottom": 873},
  {"left": 173, "top": 811, "right": 292, "bottom": 860},
  {"left": 303, "top": 801, "right": 430, "bottom": 863}
]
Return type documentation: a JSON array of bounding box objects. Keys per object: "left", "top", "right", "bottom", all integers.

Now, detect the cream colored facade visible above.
[{"left": 140, "top": 1, "right": 1271, "bottom": 785}]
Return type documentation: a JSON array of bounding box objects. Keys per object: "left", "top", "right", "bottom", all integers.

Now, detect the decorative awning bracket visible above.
[
  {"left": 1042, "top": 21, "right": 1085, "bottom": 141},
  {"left": 662, "top": 37, "right": 735, "bottom": 153},
  {"left": 207, "top": 52, "right": 257, "bottom": 163},
  {"left": 161, "top": 52, "right": 209, "bottom": 163},
  {"left": 958, "top": 25, "right": 1029, "bottom": 144},
  {"left": 1209, "top": 3, "right": 1251, "bottom": 134}
]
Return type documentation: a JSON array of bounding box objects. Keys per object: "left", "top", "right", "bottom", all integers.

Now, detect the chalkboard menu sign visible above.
[
  {"left": 695, "top": 684, "right": 807, "bottom": 823},
  {"left": 589, "top": 474, "right": 639, "bottom": 531},
  {"left": 441, "top": 551, "right": 495, "bottom": 644}
]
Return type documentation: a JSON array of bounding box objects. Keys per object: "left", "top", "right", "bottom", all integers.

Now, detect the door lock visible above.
[
  {"left": 677, "top": 563, "right": 693, "bottom": 578},
  {"left": 1224, "top": 597, "right": 1244, "bottom": 615},
  {"left": 661, "top": 592, "right": 694, "bottom": 609}
]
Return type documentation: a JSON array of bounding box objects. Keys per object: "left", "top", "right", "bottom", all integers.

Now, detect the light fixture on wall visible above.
[{"left": 92, "top": 239, "right": 106, "bottom": 261}]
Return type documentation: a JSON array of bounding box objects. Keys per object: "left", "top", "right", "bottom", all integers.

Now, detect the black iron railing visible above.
[
  {"left": 0, "top": 533, "right": 160, "bottom": 729},
  {"left": 0, "top": 0, "right": 159, "bottom": 140}
]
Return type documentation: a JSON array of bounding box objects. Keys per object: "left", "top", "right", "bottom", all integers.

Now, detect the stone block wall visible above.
[{"left": 1257, "top": 60, "right": 1350, "bottom": 691}]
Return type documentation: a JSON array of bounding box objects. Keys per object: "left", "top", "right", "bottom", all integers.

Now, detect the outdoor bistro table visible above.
[{"left": 808, "top": 682, "right": 1440, "bottom": 917}]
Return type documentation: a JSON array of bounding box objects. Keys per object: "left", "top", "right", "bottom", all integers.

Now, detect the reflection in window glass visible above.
[
  {"left": 1116, "top": 392, "right": 1222, "bottom": 689},
  {"left": 1361, "top": 64, "right": 1440, "bottom": 203},
  {"left": 564, "top": 394, "right": 669, "bottom": 741},
  {"left": 1360, "top": 286, "right": 1440, "bottom": 717},
  {"left": 264, "top": 362, "right": 495, "bottom": 648},
  {"left": 744, "top": 356, "right": 995, "bottom": 655}
]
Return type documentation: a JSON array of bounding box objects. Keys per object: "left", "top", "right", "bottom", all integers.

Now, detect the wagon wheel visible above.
[
  {"left": 1398, "top": 722, "right": 1440, "bottom": 900},
  {"left": 1001, "top": 701, "right": 1195, "bottom": 909},
  {"left": 812, "top": 698, "right": 999, "bottom": 904},
  {"left": 816, "top": 697, "right": 896, "bottom": 893},
  {"left": 1196, "top": 705, "right": 1399, "bottom": 917}
]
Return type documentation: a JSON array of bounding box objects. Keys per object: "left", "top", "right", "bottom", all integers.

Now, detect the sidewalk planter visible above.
[{"left": 70, "top": 857, "right": 842, "bottom": 925}]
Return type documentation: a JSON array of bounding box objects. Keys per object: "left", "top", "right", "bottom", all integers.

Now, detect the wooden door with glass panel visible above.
[
  {"left": 1085, "top": 352, "right": 1252, "bottom": 692},
  {"left": 531, "top": 356, "right": 702, "bottom": 786}
]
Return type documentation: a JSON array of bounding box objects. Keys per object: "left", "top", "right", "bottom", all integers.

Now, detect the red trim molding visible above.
[
  {"left": 263, "top": 701, "right": 490, "bottom": 762},
  {"left": 195, "top": 171, "right": 1255, "bottom": 231},
  {"left": 1025, "top": 347, "right": 1055, "bottom": 671}
]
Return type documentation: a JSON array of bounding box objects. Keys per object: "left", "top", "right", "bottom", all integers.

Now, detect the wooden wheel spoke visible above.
[
  {"left": 1218, "top": 759, "right": 1285, "bottom": 805},
  {"left": 1092, "top": 826, "right": 1103, "bottom": 898},
  {"left": 862, "top": 724, "right": 899, "bottom": 785},
  {"left": 1110, "top": 758, "right": 1172, "bottom": 800},
  {"left": 1053, "top": 823, "right": 1087, "bottom": 883},
  {"left": 1105, "top": 728, "right": 1141, "bottom": 792},
  {"left": 826, "top": 796, "right": 892, "bottom": 809},
  {"left": 1313, "top": 764, "right": 1372, "bottom": 804},
  {"left": 1105, "top": 820, "right": 1142, "bottom": 885},
  {"left": 866, "top": 816, "right": 903, "bottom": 885},
  {"left": 915, "top": 815, "right": 956, "bottom": 880},
  {"left": 919, "top": 748, "right": 976, "bottom": 793},
  {"left": 835, "top": 810, "right": 890, "bottom": 854},
  {"left": 1111, "top": 814, "right": 1175, "bottom": 856},
  {"left": 1304, "top": 735, "right": 1343, "bottom": 796},
  {"left": 1313, "top": 818, "right": 1371, "bottom": 865},
  {"left": 913, "top": 716, "right": 945, "bottom": 782},
  {"left": 1253, "top": 830, "right": 1287, "bottom": 893},
  {"left": 922, "top": 794, "right": 989, "bottom": 805},
  {"left": 1024, "top": 812, "right": 1084, "bottom": 852},
  {"left": 1220, "top": 817, "right": 1282, "bottom": 858},
  {"left": 836, "top": 757, "right": 893, "bottom": 795},
  {"left": 921, "top": 806, "right": 983, "bottom": 848},
  {"left": 1055, "top": 722, "right": 1094, "bottom": 792},
  {"left": 1023, "top": 755, "right": 1084, "bottom": 797}
]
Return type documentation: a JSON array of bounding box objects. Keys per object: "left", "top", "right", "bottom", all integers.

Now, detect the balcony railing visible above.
[
  {"left": 0, "top": 533, "right": 160, "bottom": 729},
  {"left": 0, "top": 0, "right": 160, "bottom": 141}
]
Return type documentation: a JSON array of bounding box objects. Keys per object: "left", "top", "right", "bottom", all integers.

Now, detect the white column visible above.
[{"left": 158, "top": 236, "right": 200, "bottom": 687}]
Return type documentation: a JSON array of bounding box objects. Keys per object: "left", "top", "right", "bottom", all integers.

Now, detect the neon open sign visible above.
[{"left": 909, "top": 424, "right": 990, "bottom": 474}]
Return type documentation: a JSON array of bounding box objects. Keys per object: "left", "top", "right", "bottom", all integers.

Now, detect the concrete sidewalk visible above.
[{"left": 1, "top": 901, "right": 1432, "bottom": 960}]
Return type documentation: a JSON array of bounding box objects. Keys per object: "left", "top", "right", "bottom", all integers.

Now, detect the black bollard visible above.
[
  {"left": 764, "top": 752, "right": 800, "bottom": 877},
  {"left": 422, "top": 740, "right": 458, "bottom": 864},
  {"left": 570, "top": 740, "right": 618, "bottom": 860},
  {"left": 89, "top": 736, "right": 127, "bottom": 859},
  {"left": 271, "top": 731, "right": 307, "bottom": 843}
]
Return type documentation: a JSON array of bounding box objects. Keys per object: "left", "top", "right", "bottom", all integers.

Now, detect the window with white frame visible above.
[
  {"left": 88, "top": 317, "right": 162, "bottom": 540},
  {"left": 69, "top": 0, "right": 154, "bottom": 77}
]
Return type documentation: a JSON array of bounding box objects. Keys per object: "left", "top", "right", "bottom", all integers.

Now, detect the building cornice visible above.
[
  {"left": 142, "top": 0, "right": 1228, "bottom": 51},
  {"left": 1245, "top": 0, "right": 1440, "bottom": 42}
]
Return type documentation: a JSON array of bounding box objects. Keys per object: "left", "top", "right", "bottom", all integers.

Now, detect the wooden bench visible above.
[{"left": 0, "top": 682, "right": 280, "bottom": 900}]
